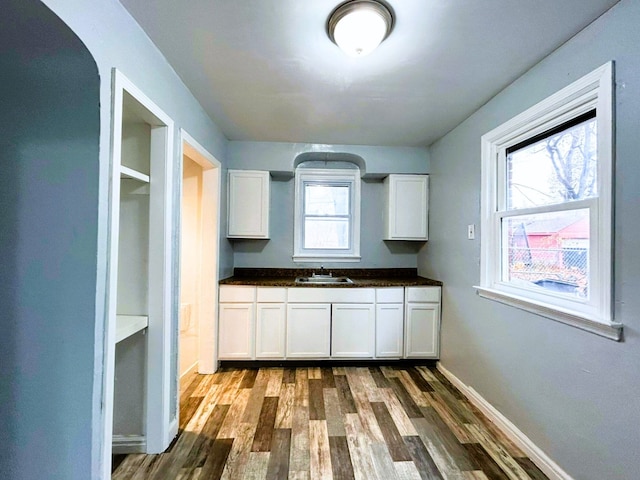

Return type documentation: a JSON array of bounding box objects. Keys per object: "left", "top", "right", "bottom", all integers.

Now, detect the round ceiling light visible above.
[{"left": 328, "top": 0, "right": 394, "bottom": 57}]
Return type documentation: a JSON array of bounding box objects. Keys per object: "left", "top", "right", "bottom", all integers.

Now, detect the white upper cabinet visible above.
[
  {"left": 227, "top": 169, "right": 270, "bottom": 238},
  {"left": 383, "top": 174, "right": 429, "bottom": 240}
]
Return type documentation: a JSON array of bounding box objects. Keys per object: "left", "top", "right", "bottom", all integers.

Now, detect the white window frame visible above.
[
  {"left": 477, "top": 62, "right": 622, "bottom": 340},
  {"left": 293, "top": 168, "right": 361, "bottom": 262}
]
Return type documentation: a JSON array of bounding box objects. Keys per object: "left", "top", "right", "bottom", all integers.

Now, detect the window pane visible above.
[
  {"left": 502, "top": 209, "right": 589, "bottom": 298},
  {"left": 305, "top": 184, "right": 349, "bottom": 216},
  {"left": 304, "top": 218, "right": 349, "bottom": 249},
  {"left": 507, "top": 117, "right": 597, "bottom": 209}
]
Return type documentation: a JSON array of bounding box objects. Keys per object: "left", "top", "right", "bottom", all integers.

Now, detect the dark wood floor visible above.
[{"left": 113, "top": 365, "right": 548, "bottom": 479}]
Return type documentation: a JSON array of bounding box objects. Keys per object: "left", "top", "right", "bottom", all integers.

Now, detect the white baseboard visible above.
[
  {"left": 112, "top": 435, "right": 146, "bottom": 454},
  {"left": 436, "top": 362, "right": 573, "bottom": 480},
  {"left": 180, "top": 361, "right": 198, "bottom": 380},
  {"left": 168, "top": 417, "right": 179, "bottom": 442}
]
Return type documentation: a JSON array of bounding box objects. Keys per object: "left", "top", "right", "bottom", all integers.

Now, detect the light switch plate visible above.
[{"left": 467, "top": 224, "right": 475, "bottom": 240}]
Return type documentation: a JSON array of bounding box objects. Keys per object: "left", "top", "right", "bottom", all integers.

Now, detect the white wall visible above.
[{"left": 419, "top": 1, "right": 640, "bottom": 478}]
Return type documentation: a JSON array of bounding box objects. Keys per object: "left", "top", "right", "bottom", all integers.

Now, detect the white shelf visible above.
[
  {"left": 120, "top": 165, "right": 150, "bottom": 183},
  {"left": 116, "top": 315, "right": 148, "bottom": 343}
]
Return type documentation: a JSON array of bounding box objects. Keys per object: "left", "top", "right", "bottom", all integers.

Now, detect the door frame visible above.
[
  {"left": 179, "top": 130, "right": 222, "bottom": 376},
  {"left": 104, "top": 69, "right": 175, "bottom": 476}
]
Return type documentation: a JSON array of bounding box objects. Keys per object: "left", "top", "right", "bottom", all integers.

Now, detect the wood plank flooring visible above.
[{"left": 113, "top": 365, "right": 548, "bottom": 480}]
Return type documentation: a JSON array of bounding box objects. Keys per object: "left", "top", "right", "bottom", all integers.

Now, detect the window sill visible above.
[
  {"left": 293, "top": 255, "right": 361, "bottom": 263},
  {"left": 474, "top": 286, "right": 622, "bottom": 341}
]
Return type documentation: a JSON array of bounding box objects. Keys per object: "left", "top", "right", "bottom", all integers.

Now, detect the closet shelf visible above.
[
  {"left": 116, "top": 315, "right": 148, "bottom": 343},
  {"left": 120, "top": 165, "right": 150, "bottom": 183}
]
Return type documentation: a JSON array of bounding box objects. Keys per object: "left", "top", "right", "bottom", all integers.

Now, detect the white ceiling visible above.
[{"left": 119, "top": 0, "right": 618, "bottom": 147}]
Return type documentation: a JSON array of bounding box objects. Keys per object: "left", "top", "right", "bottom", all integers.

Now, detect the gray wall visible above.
[
  {"left": 418, "top": 1, "right": 640, "bottom": 478},
  {"left": 2, "top": 0, "right": 233, "bottom": 477},
  {"left": 228, "top": 141, "right": 430, "bottom": 269},
  {"left": 0, "top": 2, "right": 100, "bottom": 478}
]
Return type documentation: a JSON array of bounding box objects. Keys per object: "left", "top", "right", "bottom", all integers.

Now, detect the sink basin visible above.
[{"left": 295, "top": 275, "right": 353, "bottom": 285}]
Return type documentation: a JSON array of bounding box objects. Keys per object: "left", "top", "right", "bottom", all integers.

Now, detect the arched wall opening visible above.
[{"left": 0, "top": 1, "right": 101, "bottom": 478}]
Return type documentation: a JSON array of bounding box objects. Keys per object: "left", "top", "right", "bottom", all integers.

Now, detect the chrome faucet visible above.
[{"left": 313, "top": 265, "right": 332, "bottom": 277}]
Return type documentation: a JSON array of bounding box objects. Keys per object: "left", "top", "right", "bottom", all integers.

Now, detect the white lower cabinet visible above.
[
  {"left": 286, "top": 303, "right": 331, "bottom": 358},
  {"left": 255, "top": 287, "right": 286, "bottom": 359},
  {"left": 219, "top": 284, "right": 441, "bottom": 361},
  {"left": 404, "top": 287, "right": 441, "bottom": 359},
  {"left": 331, "top": 303, "right": 375, "bottom": 358},
  {"left": 218, "top": 303, "right": 255, "bottom": 359},
  {"left": 256, "top": 303, "right": 286, "bottom": 359},
  {"left": 375, "top": 303, "right": 404, "bottom": 358}
]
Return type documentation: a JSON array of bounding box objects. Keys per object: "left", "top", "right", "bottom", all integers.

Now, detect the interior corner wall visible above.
[
  {"left": 418, "top": 1, "right": 640, "bottom": 478},
  {"left": 0, "top": 1, "right": 100, "bottom": 478}
]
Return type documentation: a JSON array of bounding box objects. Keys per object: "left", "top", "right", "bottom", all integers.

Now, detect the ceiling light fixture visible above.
[{"left": 328, "top": 0, "right": 394, "bottom": 57}]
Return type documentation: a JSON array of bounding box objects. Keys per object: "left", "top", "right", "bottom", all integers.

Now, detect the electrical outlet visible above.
[{"left": 467, "top": 224, "right": 475, "bottom": 240}]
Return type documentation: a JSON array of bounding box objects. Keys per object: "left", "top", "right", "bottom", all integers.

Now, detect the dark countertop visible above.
[{"left": 219, "top": 268, "right": 442, "bottom": 288}]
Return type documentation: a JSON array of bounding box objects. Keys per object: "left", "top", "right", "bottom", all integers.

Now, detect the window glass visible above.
[
  {"left": 502, "top": 209, "right": 589, "bottom": 298},
  {"left": 304, "top": 184, "right": 349, "bottom": 215},
  {"left": 304, "top": 218, "right": 349, "bottom": 249},
  {"left": 507, "top": 115, "right": 597, "bottom": 210}
]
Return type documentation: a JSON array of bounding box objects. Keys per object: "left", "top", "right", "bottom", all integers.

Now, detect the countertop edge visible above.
[{"left": 219, "top": 276, "right": 443, "bottom": 288}]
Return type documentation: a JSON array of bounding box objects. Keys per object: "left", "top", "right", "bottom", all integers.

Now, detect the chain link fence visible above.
[{"left": 507, "top": 246, "right": 588, "bottom": 297}]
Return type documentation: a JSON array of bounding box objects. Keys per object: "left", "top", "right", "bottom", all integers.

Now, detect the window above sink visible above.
[{"left": 293, "top": 164, "right": 361, "bottom": 263}]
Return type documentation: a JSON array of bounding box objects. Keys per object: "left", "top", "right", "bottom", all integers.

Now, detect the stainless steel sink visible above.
[{"left": 295, "top": 275, "right": 353, "bottom": 285}]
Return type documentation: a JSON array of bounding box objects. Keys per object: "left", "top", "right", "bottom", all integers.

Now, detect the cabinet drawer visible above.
[
  {"left": 376, "top": 288, "right": 404, "bottom": 303},
  {"left": 406, "top": 286, "right": 440, "bottom": 303},
  {"left": 219, "top": 286, "right": 256, "bottom": 303},
  {"left": 256, "top": 287, "right": 287, "bottom": 303}
]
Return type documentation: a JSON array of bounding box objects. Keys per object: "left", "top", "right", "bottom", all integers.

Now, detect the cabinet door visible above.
[
  {"left": 331, "top": 304, "right": 375, "bottom": 358},
  {"left": 227, "top": 170, "right": 270, "bottom": 238},
  {"left": 375, "top": 303, "right": 404, "bottom": 358},
  {"left": 286, "top": 304, "right": 331, "bottom": 358},
  {"left": 404, "top": 303, "right": 440, "bottom": 359},
  {"left": 384, "top": 174, "right": 429, "bottom": 240},
  {"left": 218, "top": 303, "right": 255, "bottom": 359},
  {"left": 256, "top": 303, "right": 286, "bottom": 359}
]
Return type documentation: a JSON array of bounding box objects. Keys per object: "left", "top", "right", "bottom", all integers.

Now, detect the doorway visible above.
[{"left": 179, "top": 132, "right": 221, "bottom": 399}]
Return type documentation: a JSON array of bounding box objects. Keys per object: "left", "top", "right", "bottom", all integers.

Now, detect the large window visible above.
[
  {"left": 294, "top": 167, "right": 360, "bottom": 262},
  {"left": 478, "top": 63, "right": 620, "bottom": 340}
]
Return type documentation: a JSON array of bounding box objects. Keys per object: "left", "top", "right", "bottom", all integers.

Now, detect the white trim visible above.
[
  {"left": 145, "top": 97, "right": 174, "bottom": 455},
  {"left": 104, "top": 69, "right": 175, "bottom": 471},
  {"left": 180, "top": 361, "right": 199, "bottom": 380},
  {"left": 479, "top": 62, "right": 616, "bottom": 332},
  {"left": 293, "top": 168, "right": 361, "bottom": 262},
  {"left": 167, "top": 417, "right": 179, "bottom": 446},
  {"left": 293, "top": 255, "right": 362, "bottom": 263},
  {"left": 111, "top": 435, "right": 146, "bottom": 454},
  {"left": 179, "top": 129, "right": 222, "bottom": 376},
  {"left": 436, "top": 363, "right": 574, "bottom": 480}
]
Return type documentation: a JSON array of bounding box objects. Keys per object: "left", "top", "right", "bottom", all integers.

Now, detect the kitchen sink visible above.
[{"left": 295, "top": 275, "right": 353, "bottom": 285}]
